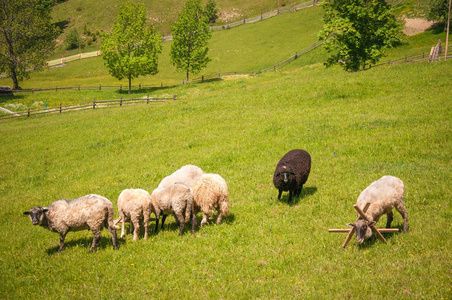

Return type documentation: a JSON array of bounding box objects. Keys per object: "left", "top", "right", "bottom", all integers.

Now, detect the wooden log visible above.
[
  {"left": 342, "top": 227, "right": 355, "bottom": 248},
  {"left": 329, "top": 228, "right": 399, "bottom": 233}
]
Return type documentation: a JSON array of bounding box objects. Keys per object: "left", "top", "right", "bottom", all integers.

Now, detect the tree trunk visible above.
[
  {"left": 10, "top": 65, "right": 19, "bottom": 90},
  {"left": 128, "top": 75, "right": 131, "bottom": 94}
]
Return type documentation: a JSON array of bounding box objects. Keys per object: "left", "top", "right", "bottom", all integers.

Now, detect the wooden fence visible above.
[{"left": 0, "top": 96, "right": 177, "bottom": 120}]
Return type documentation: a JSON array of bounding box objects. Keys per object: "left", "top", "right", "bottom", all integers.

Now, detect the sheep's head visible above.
[
  {"left": 348, "top": 219, "right": 376, "bottom": 243},
  {"left": 275, "top": 166, "right": 295, "bottom": 184},
  {"left": 23, "top": 206, "right": 48, "bottom": 225}
]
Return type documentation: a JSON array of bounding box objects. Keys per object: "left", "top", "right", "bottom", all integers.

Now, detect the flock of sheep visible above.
[{"left": 23, "top": 149, "right": 408, "bottom": 252}]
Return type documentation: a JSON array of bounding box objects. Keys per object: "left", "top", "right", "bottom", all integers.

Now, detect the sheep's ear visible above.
[
  {"left": 23, "top": 211, "right": 30, "bottom": 215},
  {"left": 43, "top": 208, "right": 49, "bottom": 213},
  {"left": 348, "top": 223, "right": 356, "bottom": 228},
  {"left": 368, "top": 221, "right": 376, "bottom": 227},
  {"left": 290, "top": 172, "right": 295, "bottom": 175},
  {"left": 275, "top": 173, "right": 281, "bottom": 177}
]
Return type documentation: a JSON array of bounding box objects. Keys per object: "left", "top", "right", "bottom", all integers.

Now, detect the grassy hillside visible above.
[
  {"left": 0, "top": 59, "right": 450, "bottom": 298},
  {"left": 51, "top": 0, "right": 309, "bottom": 55},
  {"left": 1, "top": 5, "right": 325, "bottom": 92}
]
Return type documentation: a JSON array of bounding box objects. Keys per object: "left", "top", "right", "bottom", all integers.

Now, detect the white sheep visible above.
[
  {"left": 114, "top": 189, "right": 152, "bottom": 241},
  {"left": 23, "top": 194, "right": 120, "bottom": 253},
  {"left": 192, "top": 173, "right": 230, "bottom": 227},
  {"left": 158, "top": 165, "right": 204, "bottom": 189},
  {"left": 348, "top": 175, "right": 408, "bottom": 243},
  {"left": 150, "top": 183, "right": 196, "bottom": 235}
]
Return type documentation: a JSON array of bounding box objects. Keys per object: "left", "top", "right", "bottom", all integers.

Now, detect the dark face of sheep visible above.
[
  {"left": 23, "top": 207, "right": 48, "bottom": 226},
  {"left": 348, "top": 219, "right": 375, "bottom": 243},
  {"left": 275, "top": 171, "right": 296, "bottom": 187}
]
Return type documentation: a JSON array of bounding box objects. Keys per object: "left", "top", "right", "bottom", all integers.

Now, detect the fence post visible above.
[
  {"left": 405, "top": 55, "right": 407, "bottom": 62},
  {"left": 295, "top": 52, "right": 298, "bottom": 59},
  {"left": 202, "top": 75, "right": 204, "bottom": 82},
  {"left": 56, "top": 86, "right": 57, "bottom": 92},
  {"left": 120, "top": 96, "right": 122, "bottom": 107},
  {"left": 32, "top": 89, "right": 34, "bottom": 94},
  {"left": 120, "top": 84, "right": 122, "bottom": 91},
  {"left": 161, "top": 82, "right": 163, "bottom": 87},
  {"left": 139, "top": 83, "right": 141, "bottom": 90},
  {"left": 28, "top": 108, "right": 30, "bottom": 117},
  {"left": 173, "top": 95, "right": 176, "bottom": 100},
  {"left": 147, "top": 95, "right": 149, "bottom": 104},
  {"left": 78, "top": 85, "right": 80, "bottom": 91},
  {"left": 60, "top": 103, "right": 62, "bottom": 113},
  {"left": 99, "top": 84, "right": 101, "bottom": 90},
  {"left": 243, "top": 16, "right": 246, "bottom": 24},
  {"left": 93, "top": 99, "right": 96, "bottom": 109},
  {"left": 260, "top": 11, "right": 263, "bottom": 21}
]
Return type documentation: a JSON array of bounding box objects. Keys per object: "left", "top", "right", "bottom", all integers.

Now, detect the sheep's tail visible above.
[{"left": 107, "top": 205, "right": 120, "bottom": 230}]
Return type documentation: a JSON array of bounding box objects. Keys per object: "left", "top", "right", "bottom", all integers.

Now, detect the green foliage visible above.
[
  {"left": 428, "top": 0, "right": 450, "bottom": 25},
  {"left": 318, "top": 0, "right": 404, "bottom": 71},
  {"left": 170, "top": 0, "right": 212, "bottom": 81},
  {"left": 65, "top": 28, "right": 82, "bottom": 50},
  {"left": 205, "top": 0, "right": 219, "bottom": 23},
  {"left": 100, "top": 2, "right": 162, "bottom": 93},
  {"left": 0, "top": 0, "right": 58, "bottom": 89}
]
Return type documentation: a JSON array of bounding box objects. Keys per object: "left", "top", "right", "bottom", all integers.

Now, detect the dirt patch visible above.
[
  {"left": 403, "top": 18, "right": 437, "bottom": 36},
  {"left": 218, "top": 8, "right": 242, "bottom": 23}
]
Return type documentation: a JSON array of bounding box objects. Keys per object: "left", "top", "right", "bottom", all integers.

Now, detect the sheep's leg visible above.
[
  {"left": 120, "top": 212, "right": 126, "bottom": 238},
  {"left": 154, "top": 211, "right": 160, "bottom": 234},
  {"left": 201, "top": 213, "right": 208, "bottom": 227},
  {"left": 288, "top": 190, "right": 293, "bottom": 203},
  {"left": 143, "top": 211, "right": 150, "bottom": 240},
  {"left": 89, "top": 228, "right": 102, "bottom": 253},
  {"left": 175, "top": 213, "right": 185, "bottom": 236},
  {"left": 278, "top": 189, "right": 282, "bottom": 200},
  {"left": 386, "top": 211, "right": 394, "bottom": 228},
  {"left": 191, "top": 211, "right": 197, "bottom": 233},
  {"left": 161, "top": 214, "right": 168, "bottom": 230},
  {"left": 107, "top": 225, "right": 119, "bottom": 250},
  {"left": 216, "top": 211, "right": 223, "bottom": 225},
  {"left": 131, "top": 215, "right": 140, "bottom": 241},
  {"left": 58, "top": 233, "right": 67, "bottom": 253},
  {"left": 395, "top": 202, "right": 409, "bottom": 233}
]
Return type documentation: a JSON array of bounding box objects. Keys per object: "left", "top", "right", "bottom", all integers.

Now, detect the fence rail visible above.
[{"left": 0, "top": 96, "right": 178, "bottom": 120}]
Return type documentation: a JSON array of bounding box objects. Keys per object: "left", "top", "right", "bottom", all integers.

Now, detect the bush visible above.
[{"left": 65, "top": 28, "right": 81, "bottom": 50}]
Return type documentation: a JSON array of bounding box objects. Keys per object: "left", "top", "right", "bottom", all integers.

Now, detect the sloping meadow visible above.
[{"left": 0, "top": 61, "right": 450, "bottom": 298}]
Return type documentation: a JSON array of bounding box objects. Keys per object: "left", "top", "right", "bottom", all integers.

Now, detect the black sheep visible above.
[{"left": 273, "top": 149, "right": 311, "bottom": 203}]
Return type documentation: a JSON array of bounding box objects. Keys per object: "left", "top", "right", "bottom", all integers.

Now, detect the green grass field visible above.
[
  {"left": 0, "top": 59, "right": 451, "bottom": 298},
  {"left": 1, "top": 1, "right": 451, "bottom": 298}
]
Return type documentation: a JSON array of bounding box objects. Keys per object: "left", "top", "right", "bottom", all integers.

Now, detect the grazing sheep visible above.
[
  {"left": 192, "top": 173, "right": 229, "bottom": 227},
  {"left": 273, "top": 149, "right": 311, "bottom": 202},
  {"left": 114, "top": 189, "right": 152, "bottom": 241},
  {"left": 348, "top": 175, "right": 408, "bottom": 243},
  {"left": 158, "top": 165, "right": 204, "bottom": 189},
  {"left": 150, "top": 183, "right": 196, "bottom": 235},
  {"left": 23, "top": 194, "right": 119, "bottom": 253}
]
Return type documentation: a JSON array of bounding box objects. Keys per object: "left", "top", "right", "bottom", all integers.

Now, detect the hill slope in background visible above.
[{"left": 52, "top": 0, "right": 307, "bottom": 53}]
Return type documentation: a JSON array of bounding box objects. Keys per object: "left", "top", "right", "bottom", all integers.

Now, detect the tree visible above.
[
  {"left": 65, "top": 28, "right": 82, "bottom": 50},
  {"left": 318, "top": 0, "right": 404, "bottom": 71},
  {"left": 428, "top": 0, "right": 449, "bottom": 29},
  {"left": 205, "top": 0, "right": 218, "bottom": 24},
  {"left": 0, "top": 0, "right": 58, "bottom": 90},
  {"left": 101, "top": 2, "right": 162, "bottom": 94},
  {"left": 170, "top": 0, "right": 212, "bottom": 81}
]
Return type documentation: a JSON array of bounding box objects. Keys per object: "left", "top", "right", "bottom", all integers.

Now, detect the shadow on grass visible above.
[
  {"left": 0, "top": 94, "right": 26, "bottom": 104},
  {"left": 46, "top": 236, "right": 118, "bottom": 255},
  {"left": 277, "top": 186, "right": 318, "bottom": 206}
]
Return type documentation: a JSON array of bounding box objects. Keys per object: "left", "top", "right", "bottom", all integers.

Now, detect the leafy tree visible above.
[
  {"left": 318, "top": 0, "right": 404, "bottom": 71},
  {"left": 65, "top": 28, "right": 82, "bottom": 50},
  {"left": 205, "top": 0, "right": 218, "bottom": 24},
  {"left": 0, "top": 0, "right": 58, "bottom": 89},
  {"left": 428, "top": 0, "right": 450, "bottom": 29},
  {"left": 170, "top": 0, "right": 212, "bottom": 81},
  {"left": 101, "top": 2, "right": 162, "bottom": 94}
]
